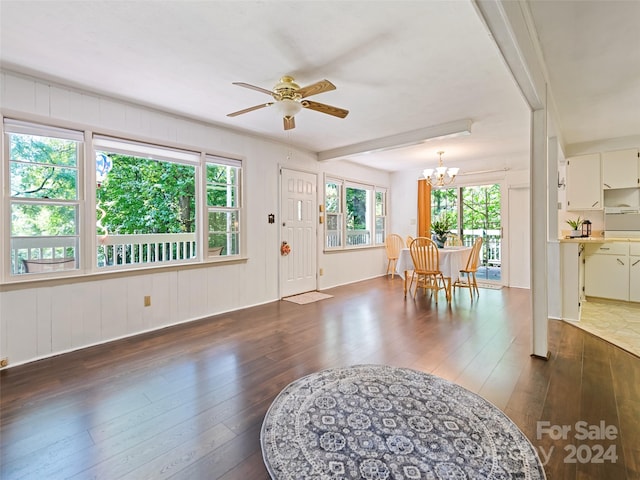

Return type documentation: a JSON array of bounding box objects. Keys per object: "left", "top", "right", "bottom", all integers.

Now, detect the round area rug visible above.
[{"left": 261, "top": 364, "right": 545, "bottom": 479}]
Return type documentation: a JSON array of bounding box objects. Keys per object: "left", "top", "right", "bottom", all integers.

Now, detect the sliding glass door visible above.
[{"left": 431, "top": 184, "right": 502, "bottom": 282}]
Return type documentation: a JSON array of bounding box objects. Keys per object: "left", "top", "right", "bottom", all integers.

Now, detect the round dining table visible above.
[{"left": 395, "top": 245, "right": 472, "bottom": 299}]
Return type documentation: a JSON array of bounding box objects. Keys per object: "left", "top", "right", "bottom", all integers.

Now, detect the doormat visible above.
[
  {"left": 282, "top": 291, "right": 333, "bottom": 305},
  {"left": 477, "top": 282, "right": 503, "bottom": 290}
]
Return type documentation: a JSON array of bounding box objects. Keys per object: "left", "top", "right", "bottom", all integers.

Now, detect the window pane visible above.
[
  {"left": 346, "top": 185, "right": 371, "bottom": 246},
  {"left": 326, "top": 213, "right": 342, "bottom": 248},
  {"left": 10, "top": 162, "right": 78, "bottom": 200},
  {"left": 207, "top": 164, "right": 239, "bottom": 207},
  {"left": 325, "top": 181, "right": 340, "bottom": 213},
  {"left": 375, "top": 191, "right": 385, "bottom": 216},
  {"left": 431, "top": 187, "right": 458, "bottom": 229},
  {"left": 95, "top": 151, "right": 197, "bottom": 268},
  {"left": 8, "top": 128, "right": 81, "bottom": 276},
  {"left": 208, "top": 210, "right": 239, "bottom": 256},
  {"left": 9, "top": 133, "right": 77, "bottom": 166},
  {"left": 375, "top": 189, "right": 386, "bottom": 245},
  {"left": 11, "top": 203, "right": 78, "bottom": 236},
  {"left": 375, "top": 216, "right": 386, "bottom": 244},
  {"left": 96, "top": 153, "right": 196, "bottom": 235}
]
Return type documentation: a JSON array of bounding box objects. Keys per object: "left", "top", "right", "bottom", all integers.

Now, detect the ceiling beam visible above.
[{"left": 317, "top": 119, "right": 473, "bottom": 161}]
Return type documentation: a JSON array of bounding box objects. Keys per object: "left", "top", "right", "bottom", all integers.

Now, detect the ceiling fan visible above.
[{"left": 227, "top": 76, "right": 349, "bottom": 130}]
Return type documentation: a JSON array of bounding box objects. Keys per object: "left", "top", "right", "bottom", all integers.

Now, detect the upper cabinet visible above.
[
  {"left": 566, "top": 153, "right": 603, "bottom": 211},
  {"left": 602, "top": 148, "right": 640, "bottom": 189}
]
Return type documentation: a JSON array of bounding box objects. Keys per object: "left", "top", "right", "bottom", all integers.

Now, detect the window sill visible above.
[
  {"left": 0, "top": 256, "right": 248, "bottom": 291},
  {"left": 323, "top": 245, "right": 385, "bottom": 253}
]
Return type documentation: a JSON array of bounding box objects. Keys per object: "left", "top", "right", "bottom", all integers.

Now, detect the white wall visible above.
[
  {"left": 0, "top": 70, "right": 389, "bottom": 367},
  {"left": 389, "top": 166, "right": 532, "bottom": 288}
]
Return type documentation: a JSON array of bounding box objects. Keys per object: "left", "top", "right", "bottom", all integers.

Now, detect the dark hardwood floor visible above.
[{"left": 1, "top": 277, "right": 638, "bottom": 479}]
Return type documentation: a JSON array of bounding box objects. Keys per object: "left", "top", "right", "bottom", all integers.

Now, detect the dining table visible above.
[{"left": 396, "top": 245, "right": 472, "bottom": 298}]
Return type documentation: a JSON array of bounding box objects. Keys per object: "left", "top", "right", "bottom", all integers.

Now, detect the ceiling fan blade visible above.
[
  {"left": 297, "top": 79, "right": 336, "bottom": 98},
  {"left": 301, "top": 100, "right": 349, "bottom": 118},
  {"left": 283, "top": 116, "right": 296, "bottom": 130},
  {"left": 232, "top": 82, "right": 274, "bottom": 96},
  {"left": 227, "top": 102, "right": 274, "bottom": 117}
]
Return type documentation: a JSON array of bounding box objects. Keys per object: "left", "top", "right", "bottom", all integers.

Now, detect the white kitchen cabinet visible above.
[
  {"left": 602, "top": 148, "right": 640, "bottom": 190},
  {"left": 566, "top": 153, "right": 602, "bottom": 210},
  {"left": 584, "top": 242, "right": 629, "bottom": 301},
  {"left": 630, "top": 243, "right": 640, "bottom": 303}
]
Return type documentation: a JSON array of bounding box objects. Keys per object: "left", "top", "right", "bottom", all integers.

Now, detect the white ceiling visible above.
[{"left": 0, "top": 1, "right": 637, "bottom": 175}]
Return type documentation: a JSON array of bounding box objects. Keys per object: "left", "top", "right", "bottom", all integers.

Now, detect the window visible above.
[
  {"left": 375, "top": 187, "right": 387, "bottom": 245},
  {"left": 431, "top": 187, "right": 458, "bottom": 231},
  {"left": 206, "top": 155, "right": 241, "bottom": 257},
  {"left": 431, "top": 184, "right": 502, "bottom": 280},
  {"left": 325, "top": 179, "right": 343, "bottom": 248},
  {"left": 2, "top": 119, "right": 244, "bottom": 280},
  {"left": 94, "top": 136, "right": 198, "bottom": 269},
  {"left": 5, "top": 120, "right": 82, "bottom": 276},
  {"left": 324, "top": 176, "right": 386, "bottom": 250}
]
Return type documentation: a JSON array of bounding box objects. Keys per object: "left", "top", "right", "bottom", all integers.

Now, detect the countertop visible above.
[{"left": 559, "top": 236, "right": 640, "bottom": 243}]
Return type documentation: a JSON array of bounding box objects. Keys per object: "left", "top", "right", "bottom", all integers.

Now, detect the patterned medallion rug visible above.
[{"left": 261, "top": 364, "right": 545, "bottom": 479}]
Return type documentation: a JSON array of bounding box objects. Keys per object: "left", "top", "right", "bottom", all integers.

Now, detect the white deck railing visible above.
[
  {"left": 11, "top": 233, "right": 197, "bottom": 274},
  {"left": 97, "top": 233, "right": 197, "bottom": 267},
  {"left": 326, "top": 230, "right": 372, "bottom": 247}
]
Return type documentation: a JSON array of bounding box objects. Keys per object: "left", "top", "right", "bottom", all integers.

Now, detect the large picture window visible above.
[
  {"left": 2, "top": 119, "right": 244, "bottom": 280},
  {"left": 94, "top": 136, "right": 198, "bottom": 269},
  {"left": 324, "top": 177, "right": 386, "bottom": 250},
  {"left": 5, "top": 120, "right": 82, "bottom": 276}
]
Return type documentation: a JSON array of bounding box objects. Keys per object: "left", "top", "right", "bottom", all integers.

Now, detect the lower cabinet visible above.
[
  {"left": 630, "top": 243, "right": 640, "bottom": 303},
  {"left": 584, "top": 242, "right": 630, "bottom": 301}
]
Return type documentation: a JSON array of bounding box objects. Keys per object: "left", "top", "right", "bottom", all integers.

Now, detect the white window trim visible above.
[
  {"left": 1, "top": 118, "right": 245, "bottom": 283},
  {"left": 323, "top": 174, "right": 388, "bottom": 251}
]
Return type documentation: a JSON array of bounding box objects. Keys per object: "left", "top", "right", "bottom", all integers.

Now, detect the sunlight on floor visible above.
[{"left": 576, "top": 299, "right": 640, "bottom": 357}]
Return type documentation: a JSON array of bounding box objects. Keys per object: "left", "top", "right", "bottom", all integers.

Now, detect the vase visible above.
[{"left": 432, "top": 234, "right": 447, "bottom": 248}]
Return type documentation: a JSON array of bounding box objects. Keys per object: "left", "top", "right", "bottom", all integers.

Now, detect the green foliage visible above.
[
  {"left": 566, "top": 216, "right": 583, "bottom": 230},
  {"left": 9, "top": 133, "right": 78, "bottom": 236},
  {"left": 461, "top": 184, "right": 501, "bottom": 233},
  {"left": 346, "top": 186, "right": 367, "bottom": 230},
  {"left": 431, "top": 212, "right": 455, "bottom": 235},
  {"left": 96, "top": 154, "right": 196, "bottom": 234},
  {"left": 431, "top": 188, "right": 458, "bottom": 228}
]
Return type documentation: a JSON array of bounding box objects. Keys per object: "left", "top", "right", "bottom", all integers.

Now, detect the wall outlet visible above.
[
  {"left": 144, "top": 296, "right": 151, "bottom": 307},
  {"left": 319, "top": 268, "right": 324, "bottom": 276},
  {"left": 0, "top": 358, "right": 8, "bottom": 368}
]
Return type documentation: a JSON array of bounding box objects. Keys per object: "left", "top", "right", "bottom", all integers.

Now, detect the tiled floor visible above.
[{"left": 575, "top": 299, "right": 640, "bottom": 357}]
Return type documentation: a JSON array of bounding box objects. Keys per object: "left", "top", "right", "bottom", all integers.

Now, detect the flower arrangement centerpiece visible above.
[{"left": 431, "top": 213, "right": 455, "bottom": 248}]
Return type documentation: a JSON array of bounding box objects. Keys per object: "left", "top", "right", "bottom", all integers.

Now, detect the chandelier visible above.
[{"left": 423, "top": 151, "right": 459, "bottom": 187}]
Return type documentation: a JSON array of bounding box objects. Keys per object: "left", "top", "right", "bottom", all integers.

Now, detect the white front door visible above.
[{"left": 280, "top": 168, "right": 317, "bottom": 297}]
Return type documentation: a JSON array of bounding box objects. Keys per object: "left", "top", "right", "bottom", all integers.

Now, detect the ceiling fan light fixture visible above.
[{"left": 275, "top": 98, "right": 302, "bottom": 118}]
